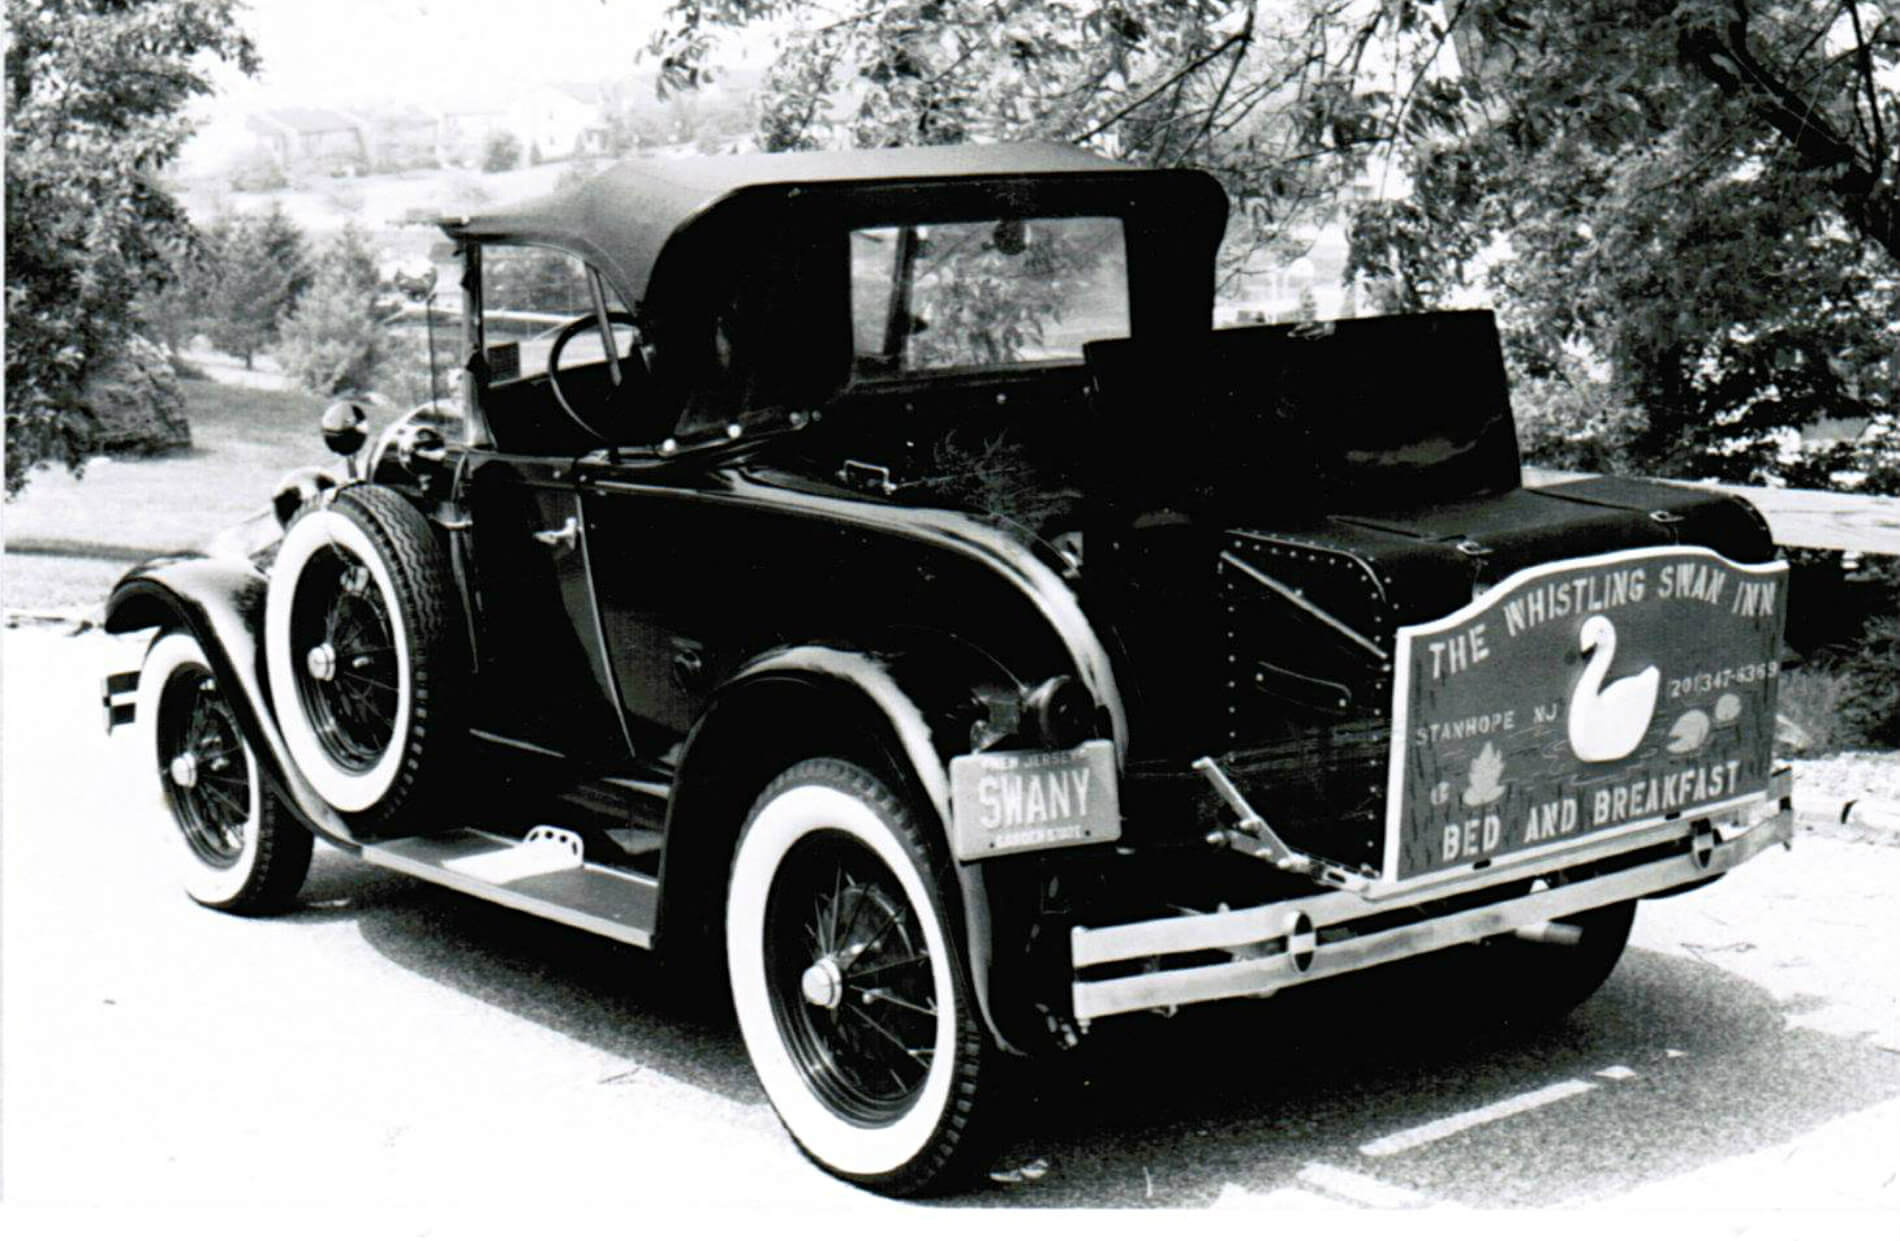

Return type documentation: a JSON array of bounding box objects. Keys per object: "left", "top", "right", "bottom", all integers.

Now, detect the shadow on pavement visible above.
[
  {"left": 294, "top": 846, "right": 757, "bottom": 1106},
  {"left": 287, "top": 845, "right": 1900, "bottom": 1207}
]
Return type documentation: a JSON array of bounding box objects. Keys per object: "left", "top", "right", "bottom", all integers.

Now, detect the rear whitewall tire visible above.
[{"left": 726, "top": 760, "right": 991, "bottom": 1194}]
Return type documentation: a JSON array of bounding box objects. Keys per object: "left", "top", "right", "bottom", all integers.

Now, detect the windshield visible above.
[
  {"left": 850, "top": 216, "right": 1128, "bottom": 377},
  {"left": 479, "top": 244, "right": 633, "bottom": 382}
]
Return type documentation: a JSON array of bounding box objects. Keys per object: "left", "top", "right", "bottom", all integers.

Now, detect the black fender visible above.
[
  {"left": 103, "top": 555, "right": 364, "bottom": 852},
  {"left": 654, "top": 639, "right": 1038, "bottom": 1056}
]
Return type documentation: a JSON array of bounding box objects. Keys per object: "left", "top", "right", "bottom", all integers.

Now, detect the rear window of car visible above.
[{"left": 850, "top": 216, "right": 1128, "bottom": 378}]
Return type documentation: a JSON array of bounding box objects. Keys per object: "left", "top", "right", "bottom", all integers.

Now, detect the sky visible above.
[
  {"left": 219, "top": 0, "right": 664, "bottom": 107},
  {"left": 182, "top": 0, "right": 764, "bottom": 168}
]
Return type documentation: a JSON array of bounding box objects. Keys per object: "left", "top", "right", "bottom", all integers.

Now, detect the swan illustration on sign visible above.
[{"left": 1567, "top": 614, "right": 1660, "bottom": 762}]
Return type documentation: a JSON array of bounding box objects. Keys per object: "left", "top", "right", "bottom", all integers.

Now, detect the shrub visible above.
[
  {"left": 1775, "top": 664, "right": 1846, "bottom": 755},
  {"left": 81, "top": 335, "right": 192, "bottom": 456},
  {"left": 371, "top": 327, "right": 446, "bottom": 408},
  {"left": 481, "top": 130, "right": 522, "bottom": 173},
  {"left": 277, "top": 224, "right": 384, "bottom": 397},
  {"left": 1835, "top": 568, "right": 1900, "bottom": 749},
  {"left": 227, "top": 148, "right": 289, "bottom": 193}
]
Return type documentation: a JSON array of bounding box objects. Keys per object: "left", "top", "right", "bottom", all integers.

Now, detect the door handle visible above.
[{"left": 532, "top": 515, "right": 580, "bottom": 550}]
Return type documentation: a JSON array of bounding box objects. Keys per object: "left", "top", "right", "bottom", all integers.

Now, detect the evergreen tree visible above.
[
  {"left": 277, "top": 223, "right": 386, "bottom": 397},
  {"left": 199, "top": 211, "right": 298, "bottom": 368}
]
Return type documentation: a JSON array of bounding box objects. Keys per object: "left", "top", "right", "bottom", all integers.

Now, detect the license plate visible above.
[{"left": 948, "top": 739, "right": 1120, "bottom": 861}]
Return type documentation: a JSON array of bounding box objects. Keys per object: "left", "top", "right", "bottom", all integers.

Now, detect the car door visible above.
[{"left": 460, "top": 242, "right": 635, "bottom": 767}]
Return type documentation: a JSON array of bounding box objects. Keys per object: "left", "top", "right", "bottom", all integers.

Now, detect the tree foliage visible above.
[
  {"left": 482, "top": 129, "right": 523, "bottom": 173},
  {"left": 193, "top": 205, "right": 310, "bottom": 368},
  {"left": 1354, "top": 0, "right": 1897, "bottom": 486},
  {"left": 4, "top": 0, "right": 257, "bottom": 496},
  {"left": 651, "top": 1, "right": 1895, "bottom": 491},
  {"left": 651, "top": 1, "right": 1475, "bottom": 285},
  {"left": 276, "top": 224, "right": 386, "bottom": 398}
]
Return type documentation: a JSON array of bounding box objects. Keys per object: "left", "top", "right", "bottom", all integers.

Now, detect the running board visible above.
[{"left": 361, "top": 830, "right": 658, "bottom": 948}]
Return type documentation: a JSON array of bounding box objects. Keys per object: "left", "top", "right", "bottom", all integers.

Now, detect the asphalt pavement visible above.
[{"left": 4, "top": 622, "right": 1898, "bottom": 1221}]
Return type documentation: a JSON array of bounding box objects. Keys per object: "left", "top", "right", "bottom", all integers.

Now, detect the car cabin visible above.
[{"left": 439, "top": 143, "right": 1228, "bottom": 456}]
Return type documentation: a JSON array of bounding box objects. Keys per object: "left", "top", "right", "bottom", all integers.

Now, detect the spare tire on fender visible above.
[{"left": 265, "top": 483, "right": 467, "bottom": 833}]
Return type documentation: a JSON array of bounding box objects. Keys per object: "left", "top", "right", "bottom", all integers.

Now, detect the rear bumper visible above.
[{"left": 1070, "top": 769, "right": 1793, "bottom": 1023}]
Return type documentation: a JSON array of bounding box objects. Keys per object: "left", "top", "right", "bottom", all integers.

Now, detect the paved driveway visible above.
[{"left": 4, "top": 623, "right": 1897, "bottom": 1221}]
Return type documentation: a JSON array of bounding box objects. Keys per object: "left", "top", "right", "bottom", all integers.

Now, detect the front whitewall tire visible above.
[{"left": 139, "top": 631, "right": 311, "bottom": 913}]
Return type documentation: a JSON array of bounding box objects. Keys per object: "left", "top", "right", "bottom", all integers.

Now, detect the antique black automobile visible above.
[{"left": 101, "top": 144, "right": 1794, "bottom": 1195}]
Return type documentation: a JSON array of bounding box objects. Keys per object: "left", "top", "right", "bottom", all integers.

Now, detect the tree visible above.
[
  {"left": 1351, "top": 1, "right": 1895, "bottom": 486},
  {"left": 651, "top": 2, "right": 1893, "bottom": 491},
  {"left": 482, "top": 129, "right": 523, "bottom": 173},
  {"left": 195, "top": 208, "right": 308, "bottom": 368},
  {"left": 5, "top": 0, "right": 257, "bottom": 496},
  {"left": 276, "top": 224, "right": 386, "bottom": 397},
  {"left": 649, "top": 2, "right": 1475, "bottom": 291}
]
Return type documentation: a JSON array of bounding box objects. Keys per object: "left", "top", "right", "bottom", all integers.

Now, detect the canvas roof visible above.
[{"left": 442, "top": 142, "right": 1223, "bottom": 306}]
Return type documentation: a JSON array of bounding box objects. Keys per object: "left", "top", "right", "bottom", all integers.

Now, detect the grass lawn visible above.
[
  {"left": 2, "top": 554, "right": 129, "bottom": 615},
  {"left": 5, "top": 379, "right": 327, "bottom": 554}
]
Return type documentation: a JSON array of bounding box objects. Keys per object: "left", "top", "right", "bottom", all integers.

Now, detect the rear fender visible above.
[
  {"left": 104, "top": 556, "right": 363, "bottom": 851},
  {"left": 655, "top": 642, "right": 1027, "bottom": 1054}
]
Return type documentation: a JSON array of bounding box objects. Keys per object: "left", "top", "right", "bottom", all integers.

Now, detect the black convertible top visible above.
[{"left": 443, "top": 142, "right": 1222, "bottom": 306}]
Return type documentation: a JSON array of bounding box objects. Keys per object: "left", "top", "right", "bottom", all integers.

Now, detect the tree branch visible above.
[
  {"left": 1069, "top": 26, "right": 1254, "bottom": 145},
  {"left": 1681, "top": 2, "right": 1896, "bottom": 260}
]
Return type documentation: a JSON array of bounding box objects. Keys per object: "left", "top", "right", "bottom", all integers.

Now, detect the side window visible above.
[
  {"left": 479, "top": 245, "right": 631, "bottom": 384},
  {"left": 851, "top": 216, "right": 1129, "bottom": 377}
]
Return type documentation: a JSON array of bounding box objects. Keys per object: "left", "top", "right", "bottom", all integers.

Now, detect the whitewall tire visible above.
[
  {"left": 140, "top": 632, "right": 311, "bottom": 913},
  {"left": 264, "top": 485, "right": 463, "bottom": 831},
  {"left": 726, "top": 759, "right": 996, "bottom": 1195}
]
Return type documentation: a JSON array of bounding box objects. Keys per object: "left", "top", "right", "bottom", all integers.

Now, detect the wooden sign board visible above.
[{"left": 1383, "top": 547, "right": 1788, "bottom": 888}]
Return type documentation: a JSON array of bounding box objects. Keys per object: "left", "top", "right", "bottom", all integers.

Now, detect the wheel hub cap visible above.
[
  {"left": 305, "top": 642, "right": 337, "bottom": 682},
  {"left": 800, "top": 956, "right": 845, "bottom": 1010},
  {"left": 168, "top": 751, "right": 199, "bottom": 789}
]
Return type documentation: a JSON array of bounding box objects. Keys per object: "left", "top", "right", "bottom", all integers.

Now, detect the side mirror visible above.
[{"left": 321, "top": 400, "right": 369, "bottom": 460}]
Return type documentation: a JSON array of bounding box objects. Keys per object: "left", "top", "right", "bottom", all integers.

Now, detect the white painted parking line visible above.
[
  {"left": 1359, "top": 1080, "right": 1596, "bottom": 1158},
  {"left": 1786, "top": 1004, "right": 1880, "bottom": 1038},
  {"left": 1213, "top": 1184, "right": 1341, "bottom": 1210},
  {"left": 1595, "top": 1065, "right": 1638, "bottom": 1081},
  {"left": 1298, "top": 1161, "right": 1428, "bottom": 1207}
]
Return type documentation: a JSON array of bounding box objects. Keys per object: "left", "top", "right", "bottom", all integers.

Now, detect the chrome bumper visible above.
[{"left": 1070, "top": 769, "right": 1794, "bottom": 1023}]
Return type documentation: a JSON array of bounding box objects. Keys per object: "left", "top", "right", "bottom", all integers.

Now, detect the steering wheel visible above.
[{"left": 545, "top": 310, "right": 643, "bottom": 443}]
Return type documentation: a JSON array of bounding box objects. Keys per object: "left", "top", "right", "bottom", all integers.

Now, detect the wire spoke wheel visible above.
[
  {"left": 764, "top": 832, "right": 939, "bottom": 1124},
  {"left": 157, "top": 665, "right": 252, "bottom": 868},
  {"left": 140, "top": 632, "right": 312, "bottom": 913},
  {"left": 727, "top": 759, "right": 1000, "bottom": 1196},
  {"left": 265, "top": 485, "right": 466, "bottom": 828},
  {"left": 288, "top": 544, "right": 399, "bottom": 771}
]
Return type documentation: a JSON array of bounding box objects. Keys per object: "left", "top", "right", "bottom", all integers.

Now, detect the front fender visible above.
[{"left": 104, "top": 555, "right": 363, "bottom": 851}]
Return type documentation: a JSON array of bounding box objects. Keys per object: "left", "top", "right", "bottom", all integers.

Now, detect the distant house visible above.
[
  {"left": 364, "top": 107, "right": 442, "bottom": 173},
  {"left": 507, "top": 84, "right": 617, "bottom": 162},
  {"left": 246, "top": 108, "right": 370, "bottom": 173},
  {"left": 432, "top": 100, "right": 510, "bottom": 169}
]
